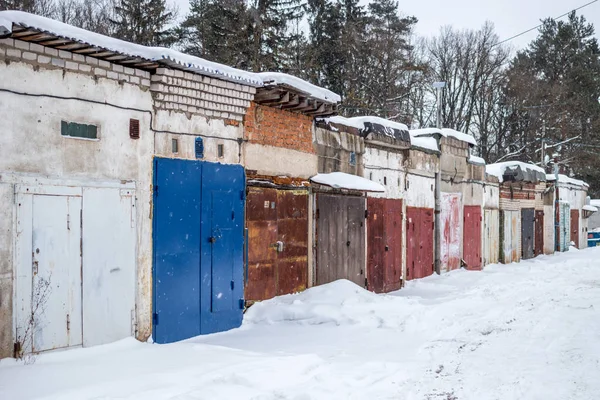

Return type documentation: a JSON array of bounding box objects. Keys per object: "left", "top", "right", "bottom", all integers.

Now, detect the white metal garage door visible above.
[{"left": 15, "top": 183, "right": 136, "bottom": 354}]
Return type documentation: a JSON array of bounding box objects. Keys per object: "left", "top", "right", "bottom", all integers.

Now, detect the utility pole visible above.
[
  {"left": 540, "top": 121, "right": 546, "bottom": 169},
  {"left": 432, "top": 82, "right": 445, "bottom": 275}
]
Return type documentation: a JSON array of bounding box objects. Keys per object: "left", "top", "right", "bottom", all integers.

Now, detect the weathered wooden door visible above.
[
  {"left": 440, "top": 193, "right": 461, "bottom": 272},
  {"left": 367, "top": 198, "right": 385, "bottom": 293},
  {"left": 500, "top": 210, "right": 520, "bottom": 263},
  {"left": 521, "top": 208, "right": 535, "bottom": 260},
  {"left": 406, "top": 207, "right": 434, "bottom": 280},
  {"left": 316, "top": 194, "right": 366, "bottom": 287},
  {"left": 483, "top": 209, "right": 499, "bottom": 266},
  {"left": 367, "top": 198, "right": 402, "bottom": 293},
  {"left": 463, "top": 206, "right": 482, "bottom": 269},
  {"left": 571, "top": 209, "right": 580, "bottom": 248},
  {"left": 534, "top": 210, "right": 544, "bottom": 257}
]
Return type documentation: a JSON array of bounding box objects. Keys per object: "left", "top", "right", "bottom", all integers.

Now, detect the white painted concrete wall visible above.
[
  {"left": 363, "top": 146, "right": 406, "bottom": 200},
  {"left": 0, "top": 56, "right": 154, "bottom": 357},
  {"left": 153, "top": 109, "right": 243, "bottom": 165},
  {"left": 244, "top": 143, "right": 318, "bottom": 179},
  {"left": 557, "top": 184, "right": 588, "bottom": 248}
]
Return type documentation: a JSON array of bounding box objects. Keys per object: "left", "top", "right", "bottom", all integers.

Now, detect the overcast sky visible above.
[{"left": 174, "top": 0, "right": 600, "bottom": 50}]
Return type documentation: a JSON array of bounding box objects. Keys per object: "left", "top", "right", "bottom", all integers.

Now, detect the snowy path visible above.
[{"left": 2, "top": 248, "right": 600, "bottom": 400}]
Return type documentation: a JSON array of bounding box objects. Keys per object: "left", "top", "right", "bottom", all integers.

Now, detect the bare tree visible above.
[{"left": 427, "top": 22, "right": 511, "bottom": 158}]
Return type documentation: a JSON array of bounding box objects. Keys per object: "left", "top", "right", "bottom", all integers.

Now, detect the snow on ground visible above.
[{"left": 2, "top": 248, "right": 600, "bottom": 399}]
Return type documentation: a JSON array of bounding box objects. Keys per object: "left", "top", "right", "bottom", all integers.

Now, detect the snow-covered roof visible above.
[
  {"left": 0, "top": 11, "right": 263, "bottom": 86},
  {"left": 583, "top": 205, "right": 598, "bottom": 213},
  {"left": 0, "top": 11, "right": 343, "bottom": 103},
  {"left": 486, "top": 161, "right": 546, "bottom": 183},
  {"left": 310, "top": 172, "right": 385, "bottom": 192},
  {"left": 545, "top": 174, "right": 589, "bottom": 188},
  {"left": 441, "top": 128, "right": 477, "bottom": 146},
  {"left": 410, "top": 127, "right": 477, "bottom": 146},
  {"left": 347, "top": 116, "right": 409, "bottom": 133},
  {"left": 318, "top": 116, "right": 408, "bottom": 133},
  {"left": 257, "top": 72, "right": 340, "bottom": 104},
  {"left": 407, "top": 130, "right": 439, "bottom": 153},
  {"left": 468, "top": 154, "right": 486, "bottom": 165}
]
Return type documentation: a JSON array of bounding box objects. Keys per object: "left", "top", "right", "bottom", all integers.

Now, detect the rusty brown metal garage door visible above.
[
  {"left": 367, "top": 198, "right": 403, "bottom": 293},
  {"left": 245, "top": 187, "right": 308, "bottom": 302},
  {"left": 406, "top": 207, "right": 434, "bottom": 280},
  {"left": 571, "top": 209, "right": 580, "bottom": 248},
  {"left": 316, "top": 193, "right": 366, "bottom": 288},
  {"left": 463, "top": 205, "right": 482, "bottom": 270},
  {"left": 534, "top": 210, "right": 544, "bottom": 256}
]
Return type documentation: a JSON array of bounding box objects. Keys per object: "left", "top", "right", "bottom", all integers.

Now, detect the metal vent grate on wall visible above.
[{"left": 129, "top": 119, "right": 140, "bottom": 139}]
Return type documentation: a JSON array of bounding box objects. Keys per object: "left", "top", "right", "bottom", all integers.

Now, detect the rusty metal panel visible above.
[
  {"left": 245, "top": 187, "right": 278, "bottom": 301},
  {"left": 440, "top": 193, "right": 461, "bottom": 272},
  {"left": 419, "top": 208, "right": 434, "bottom": 278},
  {"left": 383, "top": 199, "right": 403, "bottom": 292},
  {"left": 406, "top": 207, "right": 434, "bottom": 280},
  {"left": 483, "top": 209, "right": 499, "bottom": 265},
  {"left": 316, "top": 194, "right": 366, "bottom": 287},
  {"left": 571, "top": 209, "right": 580, "bottom": 248},
  {"left": 463, "top": 205, "right": 482, "bottom": 270},
  {"left": 534, "top": 210, "right": 544, "bottom": 256},
  {"left": 245, "top": 187, "right": 309, "bottom": 302},
  {"left": 521, "top": 208, "right": 535, "bottom": 260},
  {"left": 276, "top": 190, "right": 309, "bottom": 295},
  {"left": 367, "top": 197, "right": 385, "bottom": 293}
]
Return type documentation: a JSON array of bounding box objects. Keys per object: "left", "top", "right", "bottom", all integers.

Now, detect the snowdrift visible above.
[{"left": 244, "top": 279, "right": 415, "bottom": 329}]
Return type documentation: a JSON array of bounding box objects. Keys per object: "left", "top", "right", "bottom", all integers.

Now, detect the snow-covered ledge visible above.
[{"left": 310, "top": 172, "right": 385, "bottom": 192}]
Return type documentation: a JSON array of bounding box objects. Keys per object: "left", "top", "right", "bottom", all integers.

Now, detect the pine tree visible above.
[
  {"left": 179, "top": 0, "right": 252, "bottom": 69},
  {"left": 110, "top": 0, "right": 177, "bottom": 46},
  {"left": 306, "top": 0, "right": 345, "bottom": 90},
  {"left": 505, "top": 12, "right": 600, "bottom": 195},
  {"left": 247, "top": 0, "right": 304, "bottom": 71}
]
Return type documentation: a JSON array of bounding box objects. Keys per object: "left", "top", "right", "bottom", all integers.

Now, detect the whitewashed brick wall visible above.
[
  {"left": 0, "top": 38, "right": 151, "bottom": 87},
  {"left": 150, "top": 68, "right": 256, "bottom": 121}
]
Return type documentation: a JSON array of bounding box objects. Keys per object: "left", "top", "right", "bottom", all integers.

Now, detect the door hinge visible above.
[
  {"left": 239, "top": 299, "right": 245, "bottom": 309},
  {"left": 66, "top": 314, "right": 70, "bottom": 331},
  {"left": 153, "top": 312, "right": 159, "bottom": 325},
  {"left": 67, "top": 213, "right": 70, "bottom": 230},
  {"left": 364, "top": 278, "right": 368, "bottom": 288},
  {"left": 365, "top": 209, "right": 369, "bottom": 219},
  {"left": 316, "top": 209, "right": 320, "bottom": 219},
  {"left": 240, "top": 190, "right": 245, "bottom": 201},
  {"left": 153, "top": 185, "right": 159, "bottom": 197},
  {"left": 230, "top": 280, "right": 234, "bottom": 290}
]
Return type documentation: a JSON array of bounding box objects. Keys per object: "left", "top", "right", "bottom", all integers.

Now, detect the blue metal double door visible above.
[{"left": 153, "top": 157, "right": 245, "bottom": 343}]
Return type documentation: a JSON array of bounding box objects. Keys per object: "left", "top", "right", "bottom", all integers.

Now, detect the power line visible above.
[{"left": 494, "top": 0, "right": 599, "bottom": 46}]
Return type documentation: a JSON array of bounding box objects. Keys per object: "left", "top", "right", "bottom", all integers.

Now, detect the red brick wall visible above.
[
  {"left": 500, "top": 182, "right": 538, "bottom": 200},
  {"left": 244, "top": 102, "right": 315, "bottom": 154}
]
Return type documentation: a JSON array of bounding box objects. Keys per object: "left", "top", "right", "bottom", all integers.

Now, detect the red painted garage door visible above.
[{"left": 406, "top": 207, "right": 434, "bottom": 280}]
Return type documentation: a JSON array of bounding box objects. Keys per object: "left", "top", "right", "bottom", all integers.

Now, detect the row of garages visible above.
[{"left": 0, "top": 11, "right": 595, "bottom": 358}]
